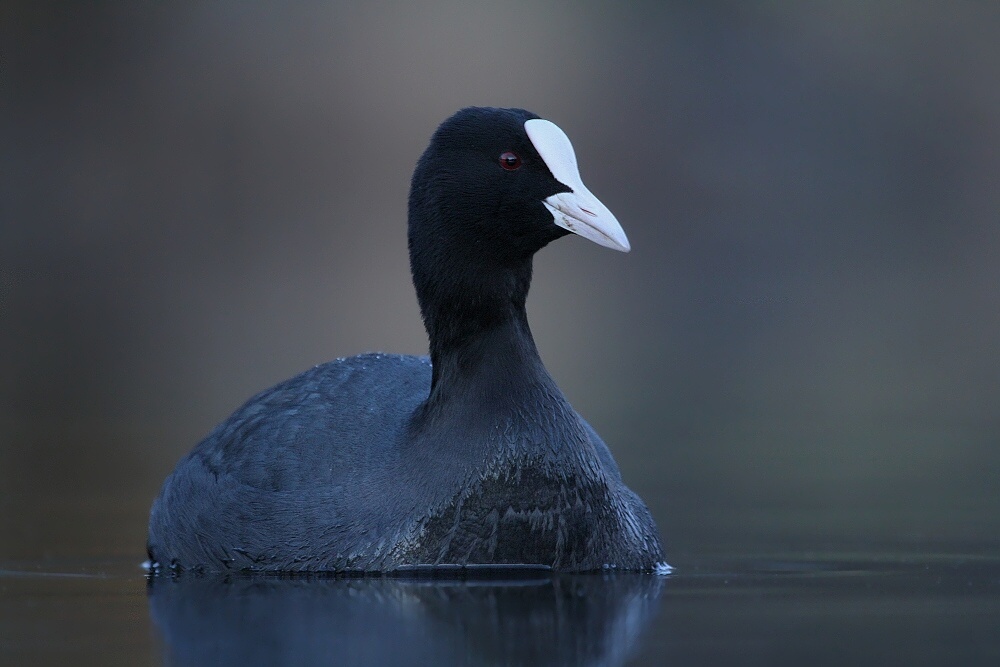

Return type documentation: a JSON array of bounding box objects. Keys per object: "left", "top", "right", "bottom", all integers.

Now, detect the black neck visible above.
[
  {"left": 431, "top": 310, "right": 544, "bottom": 395},
  {"left": 415, "top": 257, "right": 561, "bottom": 407},
  {"left": 412, "top": 288, "right": 587, "bottom": 460}
]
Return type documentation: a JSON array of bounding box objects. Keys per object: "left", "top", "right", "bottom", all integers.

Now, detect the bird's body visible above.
[{"left": 147, "top": 107, "right": 665, "bottom": 573}]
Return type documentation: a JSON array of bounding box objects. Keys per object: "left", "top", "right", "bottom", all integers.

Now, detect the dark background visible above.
[{"left": 2, "top": 2, "right": 998, "bottom": 564}]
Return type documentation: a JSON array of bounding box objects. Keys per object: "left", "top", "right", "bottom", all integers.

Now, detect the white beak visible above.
[{"left": 525, "top": 118, "right": 631, "bottom": 253}]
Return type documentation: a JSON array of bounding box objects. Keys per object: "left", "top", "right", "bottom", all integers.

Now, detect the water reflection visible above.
[{"left": 147, "top": 571, "right": 664, "bottom": 666}]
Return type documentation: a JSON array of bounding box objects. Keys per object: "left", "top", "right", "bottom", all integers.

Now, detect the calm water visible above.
[{"left": 1, "top": 551, "right": 997, "bottom": 666}]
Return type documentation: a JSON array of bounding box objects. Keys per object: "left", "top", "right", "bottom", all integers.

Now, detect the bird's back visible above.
[{"left": 147, "top": 353, "right": 433, "bottom": 571}]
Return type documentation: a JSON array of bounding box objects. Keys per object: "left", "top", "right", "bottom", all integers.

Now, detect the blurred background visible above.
[{"left": 1, "top": 2, "right": 997, "bottom": 564}]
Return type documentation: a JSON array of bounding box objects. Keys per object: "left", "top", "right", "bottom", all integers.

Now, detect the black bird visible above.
[{"left": 147, "top": 107, "right": 667, "bottom": 573}]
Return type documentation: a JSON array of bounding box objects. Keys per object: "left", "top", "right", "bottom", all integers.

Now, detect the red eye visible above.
[{"left": 499, "top": 151, "right": 522, "bottom": 171}]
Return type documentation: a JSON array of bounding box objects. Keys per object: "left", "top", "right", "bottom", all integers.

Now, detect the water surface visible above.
[{"left": 2, "top": 551, "right": 997, "bottom": 666}]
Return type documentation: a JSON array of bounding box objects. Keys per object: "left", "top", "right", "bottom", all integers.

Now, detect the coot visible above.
[{"left": 147, "top": 107, "right": 666, "bottom": 573}]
